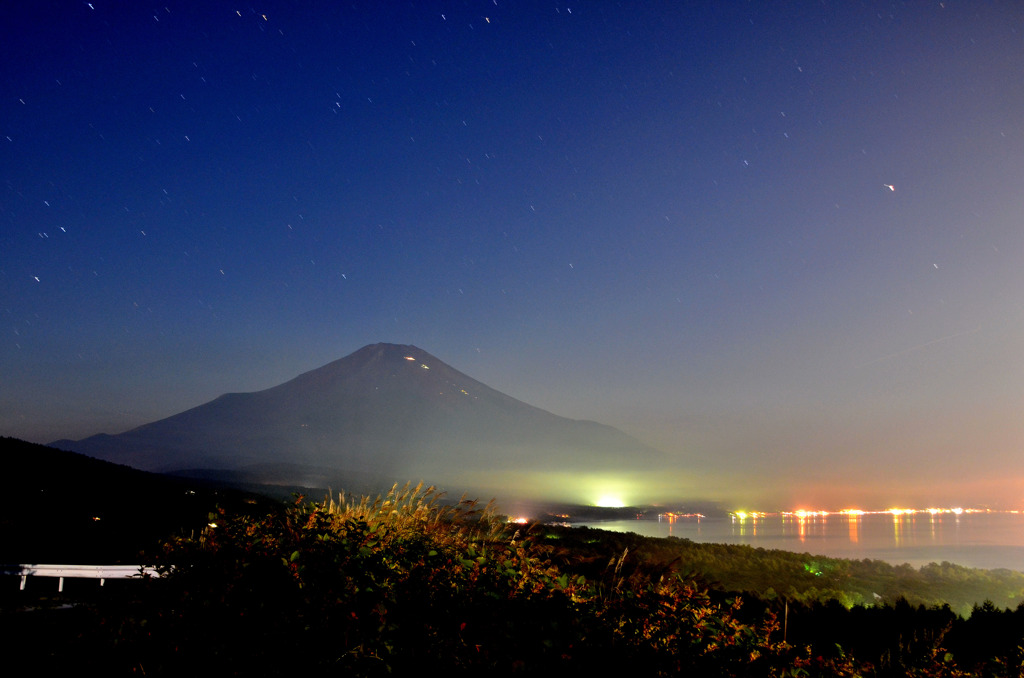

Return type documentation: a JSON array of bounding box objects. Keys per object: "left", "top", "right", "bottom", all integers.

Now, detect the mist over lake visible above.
[{"left": 579, "top": 511, "right": 1024, "bottom": 572}]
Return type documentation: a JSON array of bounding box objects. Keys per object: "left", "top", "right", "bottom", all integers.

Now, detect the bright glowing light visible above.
[
  {"left": 404, "top": 356, "right": 415, "bottom": 361},
  {"left": 736, "top": 505, "right": 1000, "bottom": 518},
  {"left": 469, "top": 470, "right": 646, "bottom": 506},
  {"left": 572, "top": 473, "right": 642, "bottom": 507},
  {"left": 660, "top": 512, "right": 705, "bottom": 520},
  {"left": 787, "top": 509, "right": 828, "bottom": 518}
]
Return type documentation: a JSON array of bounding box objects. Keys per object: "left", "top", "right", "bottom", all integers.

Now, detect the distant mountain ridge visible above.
[
  {"left": 0, "top": 436, "right": 276, "bottom": 562},
  {"left": 53, "top": 343, "right": 665, "bottom": 499}
]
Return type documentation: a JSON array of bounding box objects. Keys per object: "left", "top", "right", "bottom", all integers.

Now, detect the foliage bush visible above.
[{"left": 41, "top": 484, "right": 1021, "bottom": 676}]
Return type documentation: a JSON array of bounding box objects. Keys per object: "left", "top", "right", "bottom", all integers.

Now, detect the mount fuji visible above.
[{"left": 53, "top": 343, "right": 670, "bottom": 501}]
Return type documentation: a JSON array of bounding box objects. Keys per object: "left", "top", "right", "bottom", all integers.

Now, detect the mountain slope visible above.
[
  {"left": 53, "top": 343, "right": 667, "bottom": 499},
  {"left": 0, "top": 436, "right": 276, "bottom": 562}
]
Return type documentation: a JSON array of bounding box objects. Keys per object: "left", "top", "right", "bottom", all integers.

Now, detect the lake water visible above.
[{"left": 576, "top": 512, "right": 1024, "bottom": 572}]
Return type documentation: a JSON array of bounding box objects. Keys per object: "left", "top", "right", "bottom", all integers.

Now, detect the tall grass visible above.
[{"left": 323, "top": 481, "right": 504, "bottom": 545}]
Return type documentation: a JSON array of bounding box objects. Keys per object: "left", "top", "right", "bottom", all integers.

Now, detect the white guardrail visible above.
[{"left": 2, "top": 564, "right": 163, "bottom": 592}]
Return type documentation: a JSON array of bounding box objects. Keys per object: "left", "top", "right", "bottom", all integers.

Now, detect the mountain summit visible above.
[{"left": 53, "top": 344, "right": 666, "bottom": 501}]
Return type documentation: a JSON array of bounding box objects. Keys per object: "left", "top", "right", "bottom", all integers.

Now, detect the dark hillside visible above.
[
  {"left": 538, "top": 523, "right": 1024, "bottom": 617},
  {"left": 0, "top": 437, "right": 278, "bottom": 563}
]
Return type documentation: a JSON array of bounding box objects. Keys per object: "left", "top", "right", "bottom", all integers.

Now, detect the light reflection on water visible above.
[{"left": 575, "top": 512, "right": 1024, "bottom": 572}]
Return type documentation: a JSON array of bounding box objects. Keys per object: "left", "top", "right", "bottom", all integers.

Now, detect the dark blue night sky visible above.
[{"left": 3, "top": 2, "right": 1023, "bottom": 508}]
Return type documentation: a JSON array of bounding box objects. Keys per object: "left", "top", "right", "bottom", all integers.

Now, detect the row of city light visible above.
[{"left": 729, "top": 507, "right": 994, "bottom": 521}]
